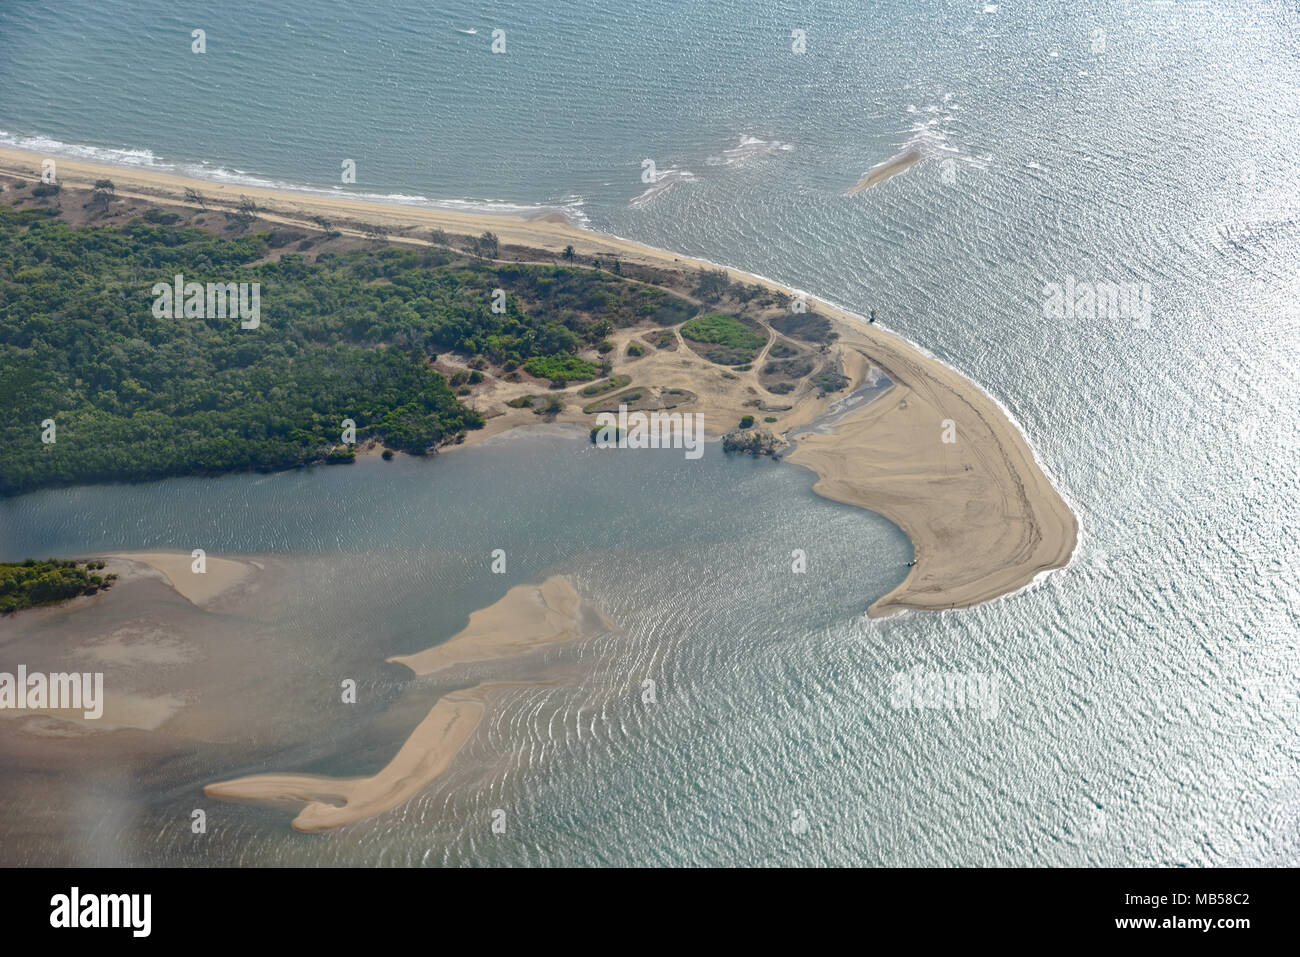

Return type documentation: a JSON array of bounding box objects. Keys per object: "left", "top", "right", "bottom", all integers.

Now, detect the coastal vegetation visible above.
[
  {"left": 522, "top": 354, "right": 601, "bottom": 382},
  {"left": 722, "top": 429, "right": 780, "bottom": 457},
  {"left": 0, "top": 559, "right": 117, "bottom": 614},
  {"left": 0, "top": 202, "right": 696, "bottom": 495}
]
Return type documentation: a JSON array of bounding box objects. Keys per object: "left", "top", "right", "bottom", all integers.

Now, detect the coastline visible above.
[{"left": 0, "top": 144, "right": 1079, "bottom": 617}]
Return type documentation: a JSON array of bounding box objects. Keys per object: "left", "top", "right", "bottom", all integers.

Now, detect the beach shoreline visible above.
[{"left": 0, "top": 144, "right": 1079, "bottom": 617}]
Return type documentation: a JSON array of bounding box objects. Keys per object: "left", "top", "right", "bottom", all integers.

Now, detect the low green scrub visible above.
[
  {"left": 0, "top": 559, "right": 118, "bottom": 614},
  {"left": 523, "top": 354, "right": 600, "bottom": 382},
  {"left": 679, "top": 313, "right": 766, "bottom": 365}
]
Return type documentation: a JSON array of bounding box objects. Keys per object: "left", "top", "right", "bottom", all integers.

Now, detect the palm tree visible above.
[{"left": 91, "top": 179, "right": 115, "bottom": 213}]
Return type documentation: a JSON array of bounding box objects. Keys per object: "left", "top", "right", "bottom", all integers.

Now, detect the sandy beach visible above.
[
  {"left": 389, "top": 576, "right": 613, "bottom": 676},
  {"left": 0, "top": 145, "right": 1078, "bottom": 616}
]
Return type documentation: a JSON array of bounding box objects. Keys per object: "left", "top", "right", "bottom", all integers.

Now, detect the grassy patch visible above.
[
  {"left": 522, "top": 354, "right": 600, "bottom": 382},
  {"left": 770, "top": 310, "right": 836, "bottom": 344},
  {"left": 679, "top": 313, "right": 767, "bottom": 365},
  {"left": 582, "top": 387, "right": 655, "bottom": 414}
]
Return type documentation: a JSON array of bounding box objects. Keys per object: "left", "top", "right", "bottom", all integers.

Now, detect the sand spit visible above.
[
  {"left": 785, "top": 345, "right": 1076, "bottom": 616},
  {"left": 0, "top": 145, "right": 1078, "bottom": 616},
  {"left": 107, "top": 551, "right": 255, "bottom": 606},
  {"left": 204, "top": 688, "right": 485, "bottom": 832},
  {"left": 388, "top": 576, "right": 611, "bottom": 676}
]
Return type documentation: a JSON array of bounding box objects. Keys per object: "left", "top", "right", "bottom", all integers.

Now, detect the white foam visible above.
[
  {"left": 0, "top": 128, "right": 590, "bottom": 226},
  {"left": 629, "top": 168, "right": 696, "bottom": 209},
  {"left": 705, "top": 135, "right": 794, "bottom": 167}
]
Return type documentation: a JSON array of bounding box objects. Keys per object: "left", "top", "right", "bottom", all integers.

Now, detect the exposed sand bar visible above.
[
  {"left": 845, "top": 148, "right": 924, "bottom": 194},
  {"left": 388, "top": 576, "right": 612, "bottom": 677},
  {"left": 207, "top": 579, "right": 611, "bottom": 830},
  {"left": 107, "top": 551, "right": 255, "bottom": 606},
  {"left": 204, "top": 688, "right": 484, "bottom": 832},
  {"left": 0, "top": 145, "right": 1078, "bottom": 616}
]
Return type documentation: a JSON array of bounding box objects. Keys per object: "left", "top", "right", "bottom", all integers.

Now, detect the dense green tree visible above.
[{"left": 0, "top": 205, "right": 696, "bottom": 495}]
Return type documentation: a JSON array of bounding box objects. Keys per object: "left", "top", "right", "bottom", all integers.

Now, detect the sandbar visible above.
[
  {"left": 845, "top": 148, "right": 924, "bottom": 194},
  {"left": 107, "top": 551, "right": 255, "bottom": 606},
  {"left": 388, "top": 576, "right": 611, "bottom": 676},
  {"left": 204, "top": 687, "right": 484, "bottom": 832}
]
